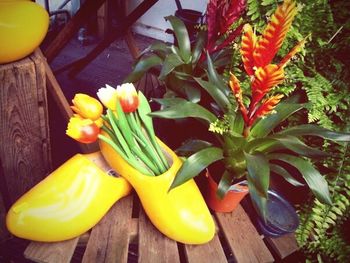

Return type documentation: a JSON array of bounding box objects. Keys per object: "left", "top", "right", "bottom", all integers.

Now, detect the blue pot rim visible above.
[{"left": 259, "top": 190, "right": 299, "bottom": 234}]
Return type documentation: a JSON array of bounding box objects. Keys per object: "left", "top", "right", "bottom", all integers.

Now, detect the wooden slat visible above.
[
  {"left": 138, "top": 208, "right": 180, "bottom": 263},
  {"left": 82, "top": 195, "right": 133, "bottom": 263},
  {"left": 24, "top": 237, "right": 79, "bottom": 263},
  {"left": 265, "top": 233, "right": 298, "bottom": 259},
  {"left": 184, "top": 233, "right": 227, "bottom": 263},
  {"left": 216, "top": 205, "right": 274, "bottom": 263}
]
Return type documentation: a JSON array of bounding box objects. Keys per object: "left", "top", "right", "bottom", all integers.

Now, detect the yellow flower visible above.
[
  {"left": 97, "top": 84, "right": 118, "bottom": 110},
  {"left": 66, "top": 116, "right": 100, "bottom": 144},
  {"left": 71, "top": 94, "right": 103, "bottom": 121}
]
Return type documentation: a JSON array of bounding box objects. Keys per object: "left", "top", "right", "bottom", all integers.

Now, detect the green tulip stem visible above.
[
  {"left": 126, "top": 112, "right": 167, "bottom": 173},
  {"left": 98, "top": 134, "right": 153, "bottom": 176},
  {"left": 101, "top": 125, "right": 127, "bottom": 156},
  {"left": 113, "top": 102, "right": 161, "bottom": 175},
  {"left": 107, "top": 109, "right": 133, "bottom": 159}
]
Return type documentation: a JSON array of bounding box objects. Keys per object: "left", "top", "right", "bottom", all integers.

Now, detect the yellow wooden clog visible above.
[
  {"left": 100, "top": 134, "right": 215, "bottom": 244},
  {"left": 6, "top": 152, "right": 132, "bottom": 242},
  {"left": 0, "top": 0, "right": 49, "bottom": 63}
]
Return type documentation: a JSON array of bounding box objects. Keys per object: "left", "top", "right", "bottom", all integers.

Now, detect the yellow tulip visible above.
[
  {"left": 66, "top": 115, "right": 100, "bottom": 144},
  {"left": 71, "top": 94, "right": 103, "bottom": 121}
]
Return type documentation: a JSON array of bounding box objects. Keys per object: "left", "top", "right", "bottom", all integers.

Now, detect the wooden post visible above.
[{"left": 0, "top": 50, "right": 52, "bottom": 207}]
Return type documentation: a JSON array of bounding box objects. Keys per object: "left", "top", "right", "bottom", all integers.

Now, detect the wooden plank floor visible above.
[{"left": 24, "top": 193, "right": 299, "bottom": 263}]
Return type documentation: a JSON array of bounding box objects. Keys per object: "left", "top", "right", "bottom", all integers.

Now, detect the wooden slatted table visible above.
[{"left": 24, "top": 194, "right": 298, "bottom": 263}]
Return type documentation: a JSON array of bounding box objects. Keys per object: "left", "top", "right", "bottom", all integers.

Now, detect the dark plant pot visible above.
[
  {"left": 256, "top": 190, "right": 299, "bottom": 237},
  {"left": 174, "top": 9, "right": 203, "bottom": 44}
]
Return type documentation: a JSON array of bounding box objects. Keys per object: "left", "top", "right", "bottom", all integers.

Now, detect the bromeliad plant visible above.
[
  {"left": 149, "top": 0, "right": 350, "bottom": 218},
  {"left": 66, "top": 83, "right": 169, "bottom": 176},
  {"left": 125, "top": 0, "right": 246, "bottom": 101}
]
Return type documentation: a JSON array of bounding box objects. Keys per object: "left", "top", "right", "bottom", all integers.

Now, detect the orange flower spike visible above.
[
  {"left": 66, "top": 116, "right": 100, "bottom": 144},
  {"left": 253, "top": 0, "right": 297, "bottom": 68},
  {"left": 279, "top": 36, "right": 307, "bottom": 68},
  {"left": 249, "top": 94, "right": 284, "bottom": 126},
  {"left": 229, "top": 72, "right": 249, "bottom": 124},
  {"left": 240, "top": 24, "right": 257, "bottom": 76},
  {"left": 250, "top": 64, "right": 285, "bottom": 111},
  {"left": 71, "top": 94, "right": 103, "bottom": 121}
]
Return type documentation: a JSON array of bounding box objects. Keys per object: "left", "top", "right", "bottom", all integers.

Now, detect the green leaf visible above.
[
  {"left": 248, "top": 179, "right": 268, "bottom": 221},
  {"left": 194, "top": 77, "right": 229, "bottom": 112},
  {"left": 270, "top": 164, "right": 304, "bottom": 187},
  {"left": 150, "top": 99, "right": 217, "bottom": 124},
  {"left": 170, "top": 147, "right": 224, "bottom": 189},
  {"left": 245, "top": 152, "right": 270, "bottom": 198},
  {"left": 270, "top": 135, "right": 330, "bottom": 158},
  {"left": 153, "top": 97, "right": 185, "bottom": 107},
  {"left": 139, "top": 41, "right": 170, "bottom": 58},
  {"left": 124, "top": 55, "right": 163, "bottom": 83},
  {"left": 268, "top": 153, "right": 332, "bottom": 205},
  {"left": 192, "top": 30, "right": 206, "bottom": 65},
  {"left": 249, "top": 103, "right": 304, "bottom": 138},
  {"left": 175, "top": 139, "right": 213, "bottom": 156},
  {"left": 277, "top": 124, "right": 350, "bottom": 142},
  {"left": 159, "top": 53, "right": 184, "bottom": 80},
  {"left": 183, "top": 82, "right": 201, "bottom": 103},
  {"left": 217, "top": 170, "right": 235, "bottom": 199},
  {"left": 138, "top": 91, "right": 169, "bottom": 170},
  {"left": 206, "top": 52, "right": 229, "bottom": 95},
  {"left": 165, "top": 16, "right": 191, "bottom": 63}
]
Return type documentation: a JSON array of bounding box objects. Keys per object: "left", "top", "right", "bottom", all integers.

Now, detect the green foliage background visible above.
[{"left": 244, "top": 0, "right": 350, "bottom": 261}]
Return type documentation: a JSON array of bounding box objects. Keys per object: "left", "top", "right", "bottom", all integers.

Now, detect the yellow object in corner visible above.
[
  {"left": 6, "top": 152, "right": 132, "bottom": 242},
  {"left": 100, "top": 134, "right": 216, "bottom": 244},
  {"left": 0, "top": 1, "right": 49, "bottom": 63}
]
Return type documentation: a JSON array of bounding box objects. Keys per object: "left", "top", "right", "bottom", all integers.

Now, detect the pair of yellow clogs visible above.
[{"left": 7, "top": 140, "right": 215, "bottom": 244}]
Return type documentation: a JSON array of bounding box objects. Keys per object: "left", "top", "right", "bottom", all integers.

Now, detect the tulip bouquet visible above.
[
  {"left": 66, "top": 83, "right": 216, "bottom": 244},
  {"left": 66, "top": 83, "right": 170, "bottom": 176}
]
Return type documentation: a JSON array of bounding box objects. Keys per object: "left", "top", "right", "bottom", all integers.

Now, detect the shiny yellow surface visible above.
[
  {"left": 100, "top": 134, "right": 215, "bottom": 244},
  {"left": 0, "top": 1, "right": 49, "bottom": 63},
  {"left": 6, "top": 153, "right": 132, "bottom": 242}
]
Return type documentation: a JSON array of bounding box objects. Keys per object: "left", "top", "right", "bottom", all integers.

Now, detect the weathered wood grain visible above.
[
  {"left": 184, "top": 231, "right": 227, "bottom": 263},
  {"left": 265, "top": 233, "right": 298, "bottom": 259},
  {"left": 0, "top": 51, "right": 51, "bottom": 205},
  {"left": 24, "top": 237, "right": 79, "bottom": 263},
  {"left": 82, "top": 195, "right": 133, "bottom": 263},
  {"left": 138, "top": 208, "right": 180, "bottom": 263},
  {"left": 216, "top": 205, "right": 274, "bottom": 263}
]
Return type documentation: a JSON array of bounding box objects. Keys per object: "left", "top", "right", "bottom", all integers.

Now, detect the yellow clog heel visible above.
[
  {"left": 6, "top": 152, "right": 132, "bottom": 242},
  {"left": 100, "top": 136, "right": 215, "bottom": 244},
  {"left": 0, "top": 0, "right": 49, "bottom": 63}
]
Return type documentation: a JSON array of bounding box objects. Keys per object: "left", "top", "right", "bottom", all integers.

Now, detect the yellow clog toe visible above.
[{"left": 6, "top": 152, "right": 132, "bottom": 242}]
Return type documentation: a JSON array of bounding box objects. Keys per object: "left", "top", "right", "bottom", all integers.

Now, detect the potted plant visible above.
[
  {"left": 125, "top": 0, "right": 246, "bottom": 102},
  {"left": 148, "top": 0, "right": 350, "bottom": 218}
]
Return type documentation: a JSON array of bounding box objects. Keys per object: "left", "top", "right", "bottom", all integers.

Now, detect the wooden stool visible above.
[{"left": 0, "top": 50, "right": 52, "bottom": 207}]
